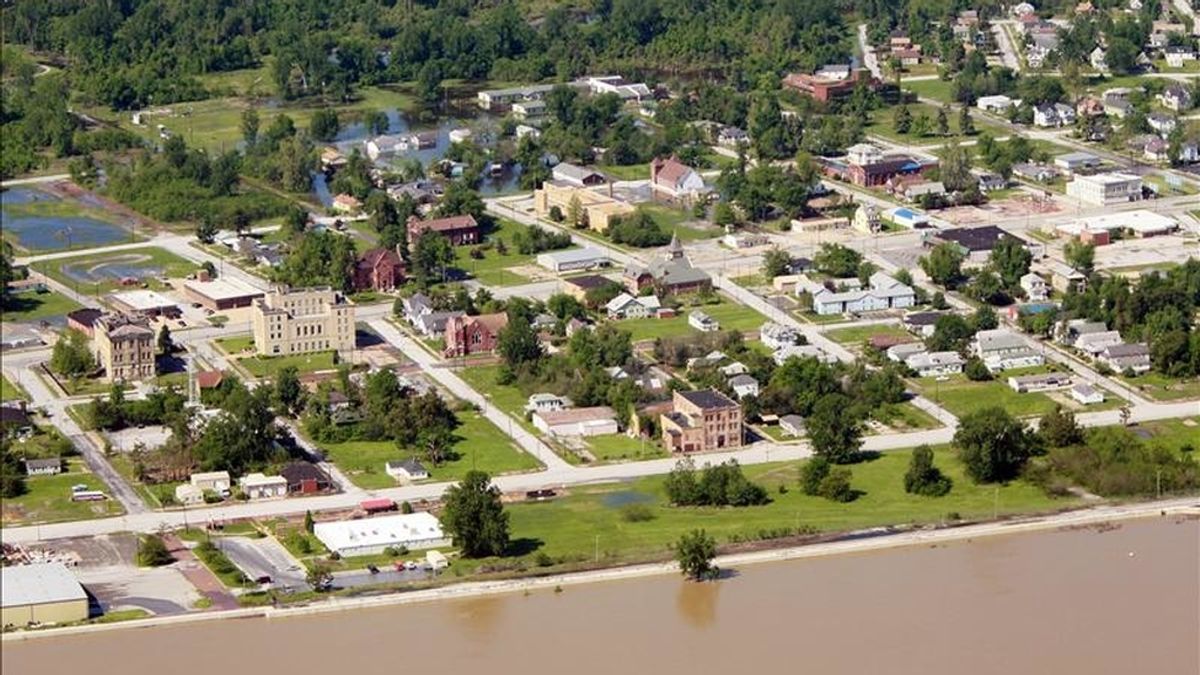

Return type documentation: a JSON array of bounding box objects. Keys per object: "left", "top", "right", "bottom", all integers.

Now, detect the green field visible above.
[
  {"left": 236, "top": 350, "right": 338, "bottom": 378},
  {"left": 867, "top": 102, "right": 1005, "bottom": 145},
  {"left": 583, "top": 433, "right": 668, "bottom": 463},
  {"left": 319, "top": 413, "right": 543, "bottom": 489},
  {"left": 619, "top": 298, "right": 764, "bottom": 341},
  {"left": 1, "top": 290, "right": 83, "bottom": 322},
  {"left": 825, "top": 323, "right": 911, "bottom": 345},
  {"left": 639, "top": 203, "right": 722, "bottom": 242},
  {"left": 38, "top": 246, "right": 201, "bottom": 297},
  {"left": 215, "top": 335, "right": 256, "bottom": 354},
  {"left": 1119, "top": 372, "right": 1200, "bottom": 402},
  {"left": 874, "top": 402, "right": 941, "bottom": 431},
  {"left": 1131, "top": 417, "right": 1200, "bottom": 451},
  {"left": 452, "top": 218, "right": 540, "bottom": 287},
  {"left": 600, "top": 163, "right": 650, "bottom": 181},
  {"left": 915, "top": 373, "right": 1059, "bottom": 418},
  {"left": 502, "top": 448, "right": 1074, "bottom": 562},
  {"left": 1, "top": 374, "right": 28, "bottom": 401},
  {"left": 456, "top": 365, "right": 539, "bottom": 432},
  {"left": 903, "top": 77, "right": 955, "bottom": 103},
  {"left": 0, "top": 463, "right": 124, "bottom": 527}
]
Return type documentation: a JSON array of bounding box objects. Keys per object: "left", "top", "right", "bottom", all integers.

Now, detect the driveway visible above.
[{"left": 219, "top": 535, "right": 309, "bottom": 590}]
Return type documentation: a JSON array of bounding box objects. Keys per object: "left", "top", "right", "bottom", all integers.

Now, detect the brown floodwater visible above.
[{"left": 4, "top": 517, "right": 1198, "bottom": 675}]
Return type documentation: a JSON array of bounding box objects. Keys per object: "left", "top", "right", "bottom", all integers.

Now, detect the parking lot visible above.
[{"left": 218, "top": 535, "right": 309, "bottom": 590}]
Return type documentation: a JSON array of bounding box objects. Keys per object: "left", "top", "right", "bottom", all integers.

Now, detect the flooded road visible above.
[{"left": 5, "top": 516, "right": 1197, "bottom": 675}]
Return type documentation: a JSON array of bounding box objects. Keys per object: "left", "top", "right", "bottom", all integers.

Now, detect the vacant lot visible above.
[
  {"left": 1, "top": 290, "right": 83, "bottom": 322},
  {"left": 620, "top": 298, "right": 763, "bottom": 342},
  {"left": 825, "top": 323, "right": 911, "bottom": 345},
  {"left": 1119, "top": 372, "right": 1200, "bottom": 402},
  {"left": 45, "top": 246, "right": 200, "bottom": 296},
  {"left": 1, "top": 462, "right": 124, "bottom": 527},
  {"left": 914, "top": 373, "right": 1058, "bottom": 419},
  {"left": 451, "top": 218, "right": 541, "bottom": 287}
]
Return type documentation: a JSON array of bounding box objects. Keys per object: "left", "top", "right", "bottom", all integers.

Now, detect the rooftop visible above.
[
  {"left": 936, "top": 225, "right": 1014, "bottom": 252},
  {"left": 677, "top": 388, "right": 738, "bottom": 410},
  {"left": 183, "top": 277, "right": 264, "bottom": 301},
  {"left": 1, "top": 563, "right": 87, "bottom": 608},
  {"left": 534, "top": 406, "right": 617, "bottom": 425},
  {"left": 110, "top": 289, "right": 177, "bottom": 311}
]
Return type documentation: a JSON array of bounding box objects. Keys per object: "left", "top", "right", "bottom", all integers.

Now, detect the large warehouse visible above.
[
  {"left": 1, "top": 563, "right": 89, "bottom": 628},
  {"left": 182, "top": 278, "right": 264, "bottom": 311},
  {"left": 313, "top": 512, "right": 451, "bottom": 557}
]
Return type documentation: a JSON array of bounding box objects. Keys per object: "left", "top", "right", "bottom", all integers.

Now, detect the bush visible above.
[
  {"left": 620, "top": 503, "right": 656, "bottom": 522},
  {"left": 964, "top": 358, "right": 992, "bottom": 381},
  {"left": 137, "top": 534, "right": 174, "bottom": 567},
  {"left": 818, "top": 467, "right": 856, "bottom": 502},
  {"left": 400, "top": 501, "right": 414, "bottom": 514},
  {"left": 799, "top": 456, "right": 830, "bottom": 496},
  {"left": 903, "top": 445, "right": 952, "bottom": 497}
]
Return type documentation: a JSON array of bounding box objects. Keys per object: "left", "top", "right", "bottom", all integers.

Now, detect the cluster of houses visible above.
[
  {"left": 1058, "top": 319, "right": 1151, "bottom": 374},
  {"left": 796, "top": 270, "right": 918, "bottom": 317},
  {"left": 173, "top": 463, "right": 332, "bottom": 505}
]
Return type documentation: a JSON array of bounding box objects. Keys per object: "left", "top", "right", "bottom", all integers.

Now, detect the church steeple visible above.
[{"left": 664, "top": 231, "right": 683, "bottom": 260}]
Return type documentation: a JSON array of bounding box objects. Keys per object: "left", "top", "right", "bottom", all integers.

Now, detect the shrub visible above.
[
  {"left": 620, "top": 503, "right": 655, "bottom": 522},
  {"left": 137, "top": 534, "right": 174, "bottom": 567},
  {"left": 818, "top": 467, "right": 856, "bottom": 502},
  {"left": 799, "top": 456, "right": 830, "bottom": 496},
  {"left": 964, "top": 357, "right": 992, "bottom": 381}
]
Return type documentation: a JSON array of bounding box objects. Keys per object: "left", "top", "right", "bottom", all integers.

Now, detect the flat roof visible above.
[
  {"left": 313, "top": 512, "right": 445, "bottom": 552},
  {"left": 538, "top": 247, "right": 608, "bottom": 263},
  {"left": 110, "top": 289, "right": 177, "bottom": 311},
  {"left": 1, "top": 563, "right": 87, "bottom": 608},
  {"left": 1058, "top": 210, "right": 1178, "bottom": 235},
  {"left": 183, "top": 278, "right": 264, "bottom": 301},
  {"left": 1072, "top": 172, "right": 1140, "bottom": 185}
]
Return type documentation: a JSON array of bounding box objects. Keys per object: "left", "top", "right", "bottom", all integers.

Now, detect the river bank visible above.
[{"left": 5, "top": 495, "right": 1196, "bottom": 643}]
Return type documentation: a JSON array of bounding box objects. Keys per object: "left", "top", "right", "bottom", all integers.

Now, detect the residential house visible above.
[
  {"left": 526, "top": 393, "right": 571, "bottom": 413},
  {"left": 406, "top": 214, "right": 480, "bottom": 246},
  {"left": 852, "top": 204, "right": 882, "bottom": 233},
  {"left": 973, "top": 328, "right": 1044, "bottom": 372},
  {"left": 584, "top": 75, "right": 652, "bottom": 100},
  {"left": 385, "top": 459, "right": 429, "bottom": 483},
  {"left": 190, "top": 471, "right": 231, "bottom": 493},
  {"left": 1008, "top": 372, "right": 1072, "bottom": 393},
  {"left": 902, "top": 181, "right": 946, "bottom": 202},
  {"left": 975, "top": 172, "right": 1007, "bottom": 192},
  {"left": 366, "top": 134, "right": 405, "bottom": 160},
  {"left": 773, "top": 344, "right": 838, "bottom": 366},
  {"left": 1179, "top": 139, "right": 1200, "bottom": 164},
  {"left": 717, "top": 127, "right": 749, "bottom": 147},
  {"left": 779, "top": 415, "right": 806, "bottom": 437},
  {"left": 976, "top": 95, "right": 1016, "bottom": 113},
  {"left": 808, "top": 271, "right": 916, "bottom": 315},
  {"left": 533, "top": 406, "right": 619, "bottom": 437},
  {"left": 660, "top": 389, "right": 744, "bottom": 453},
  {"left": 1075, "top": 330, "right": 1123, "bottom": 356},
  {"left": 1158, "top": 84, "right": 1191, "bottom": 112},
  {"left": 718, "top": 362, "right": 748, "bottom": 377},
  {"left": 650, "top": 156, "right": 707, "bottom": 198},
  {"left": 1103, "top": 95, "right": 1133, "bottom": 119},
  {"left": 1090, "top": 47, "right": 1109, "bottom": 72},
  {"left": 1070, "top": 383, "right": 1105, "bottom": 405},
  {"left": 622, "top": 234, "right": 712, "bottom": 295},
  {"left": 1049, "top": 263, "right": 1089, "bottom": 293},
  {"left": 887, "top": 342, "right": 928, "bottom": 364},
  {"left": 688, "top": 311, "right": 720, "bottom": 333},
  {"left": 606, "top": 292, "right": 663, "bottom": 319},
  {"left": 511, "top": 100, "right": 546, "bottom": 119},
  {"left": 903, "top": 311, "right": 944, "bottom": 338},
  {"left": 759, "top": 322, "right": 801, "bottom": 350},
  {"left": 1164, "top": 46, "right": 1197, "bottom": 68},
  {"left": 1012, "top": 163, "right": 1058, "bottom": 183},
  {"left": 1034, "top": 103, "right": 1076, "bottom": 128},
  {"left": 0, "top": 404, "right": 33, "bottom": 438},
  {"left": 1148, "top": 113, "right": 1178, "bottom": 138},
  {"left": 332, "top": 193, "right": 362, "bottom": 214},
  {"left": 352, "top": 247, "right": 406, "bottom": 292},
  {"left": 23, "top": 457, "right": 62, "bottom": 476},
  {"left": 444, "top": 312, "right": 509, "bottom": 358},
  {"left": 1058, "top": 318, "right": 1109, "bottom": 346},
  {"left": 905, "top": 351, "right": 965, "bottom": 377},
  {"left": 1020, "top": 273, "right": 1049, "bottom": 301},
  {"left": 728, "top": 374, "right": 760, "bottom": 399},
  {"left": 174, "top": 484, "right": 204, "bottom": 506},
  {"left": 238, "top": 473, "right": 287, "bottom": 500},
  {"left": 1101, "top": 343, "right": 1151, "bottom": 374},
  {"left": 280, "top": 462, "right": 332, "bottom": 495}
]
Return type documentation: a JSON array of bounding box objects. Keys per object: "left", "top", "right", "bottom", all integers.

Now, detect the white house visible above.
[
  {"left": 773, "top": 344, "right": 838, "bottom": 366},
  {"left": 650, "top": 156, "right": 708, "bottom": 198},
  {"left": 728, "top": 374, "right": 760, "bottom": 399},
  {"left": 689, "top": 310, "right": 720, "bottom": 332},
  {"left": 1007, "top": 372, "right": 1072, "bottom": 393},
  {"left": 1100, "top": 343, "right": 1151, "bottom": 374},
  {"left": 385, "top": 458, "right": 430, "bottom": 483},
  {"left": 1020, "top": 273, "right": 1049, "bottom": 302},
  {"left": 1070, "top": 383, "right": 1105, "bottom": 405},
  {"left": 174, "top": 483, "right": 205, "bottom": 506},
  {"left": 974, "top": 329, "right": 1045, "bottom": 372},
  {"left": 606, "top": 292, "right": 662, "bottom": 319},
  {"left": 887, "top": 342, "right": 928, "bottom": 363},
  {"left": 810, "top": 271, "right": 916, "bottom": 315},
  {"left": 759, "top": 322, "right": 800, "bottom": 350},
  {"left": 976, "top": 94, "right": 1016, "bottom": 113},
  {"left": 779, "top": 414, "right": 806, "bottom": 437},
  {"left": 905, "top": 351, "right": 965, "bottom": 377},
  {"left": 532, "top": 406, "right": 619, "bottom": 437},
  {"left": 1075, "top": 330, "right": 1123, "bottom": 356},
  {"left": 190, "top": 471, "right": 231, "bottom": 493},
  {"left": 889, "top": 207, "right": 929, "bottom": 229},
  {"left": 853, "top": 204, "right": 882, "bottom": 233},
  {"left": 525, "top": 393, "right": 570, "bottom": 412},
  {"left": 1147, "top": 113, "right": 1177, "bottom": 137},
  {"left": 238, "top": 473, "right": 287, "bottom": 500},
  {"left": 448, "top": 128, "right": 472, "bottom": 144},
  {"left": 366, "top": 134, "right": 405, "bottom": 160}
]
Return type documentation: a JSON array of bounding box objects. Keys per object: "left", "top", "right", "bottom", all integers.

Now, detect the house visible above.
[
  {"left": 536, "top": 248, "right": 609, "bottom": 273},
  {"left": 448, "top": 128, "right": 471, "bottom": 144},
  {"left": 660, "top": 389, "right": 743, "bottom": 453},
  {"left": 174, "top": 483, "right": 204, "bottom": 506},
  {"left": 190, "top": 471, "right": 231, "bottom": 493},
  {"left": 1164, "top": 47, "right": 1197, "bottom": 68},
  {"left": 1103, "top": 96, "right": 1133, "bottom": 119},
  {"left": 1101, "top": 343, "right": 1151, "bottom": 374},
  {"left": 903, "top": 181, "right": 946, "bottom": 202},
  {"left": 728, "top": 374, "right": 760, "bottom": 399},
  {"left": 975, "top": 172, "right": 1007, "bottom": 192},
  {"left": 1054, "top": 152, "right": 1101, "bottom": 173},
  {"left": 552, "top": 162, "right": 607, "bottom": 187},
  {"left": 889, "top": 207, "right": 929, "bottom": 229},
  {"left": 0, "top": 404, "right": 33, "bottom": 437},
  {"left": 650, "top": 156, "right": 707, "bottom": 198},
  {"left": 366, "top": 134, "right": 405, "bottom": 160},
  {"left": 808, "top": 271, "right": 916, "bottom": 315},
  {"left": 773, "top": 344, "right": 838, "bottom": 366},
  {"left": 1008, "top": 372, "right": 1072, "bottom": 393},
  {"left": 585, "top": 75, "right": 652, "bottom": 100},
  {"left": 759, "top": 322, "right": 801, "bottom": 350},
  {"left": 1066, "top": 173, "right": 1142, "bottom": 206},
  {"left": 905, "top": 351, "right": 965, "bottom": 377},
  {"left": 1020, "top": 273, "right": 1049, "bottom": 301},
  {"left": 623, "top": 234, "right": 711, "bottom": 295},
  {"left": 533, "top": 406, "right": 619, "bottom": 437},
  {"left": 477, "top": 84, "right": 557, "bottom": 111},
  {"left": 385, "top": 458, "right": 430, "bottom": 483},
  {"left": 406, "top": 214, "right": 480, "bottom": 246},
  {"left": 23, "top": 457, "right": 62, "bottom": 476},
  {"left": 903, "top": 311, "right": 943, "bottom": 338},
  {"left": 852, "top": 204, "right": 882, "bottom": 233},
  {"left": 1179, "top": 140, "right": 1200, "bottom": 164},
  {"left": 606, "top": 292, "right": 663, "bottom": 319},
  {"left": 1075, "top": 330, "right": 1124, "bottom": 356},
  {"left": 1090, "top": 47, "right": 1109, "bottom": 72},
  {"left": 332, "top": 193, "right": 362, "bottom": 214},
  {"left": 1070, "top": 383, "right": 1105, "bottom": 405},
  {"left": 526, "top": 393, "right": 570, "bottom": 413},
  {"left": 1033, "top": 103, "right": 1076, "bottom": 128},
  {"left": 973, "top": 328, "right": 1044, "bottom": 372},
  {"left": 976, "top": 95, "right": 1016, "bottom": 113},
  {"left": 515, "top": 124, "right": 541, "bottom": 140},
  {"left": 779, "top": 414, "right": 806, "bottom": 437},
  {"left": 444, "top": 312, "right": 509, "bottom": 358},
  {"left": 511, "top": 100, "right": 546, "bottom": 119},
  {"left": 717, "top": 126, "right": 749, "bottom": 147},
  {"left": 1012, "top": 163, "right": 1058, "bottom": 183},
  {"left": 688, "top": 310, "right": 720, "bottom": 333},
  {"left": 718, "top": 362, "right": 748, "bottom": 377},
  {"left": 1059, "top": 319, "right": 1109, "bottom": 346},
  {"left": 1158, "top": 85, "right": 1191, "bottom": 112},
  {"left": 238, "top": 473, "right": 287, "bottom": 500},
  {"left": 353, "top": 247, "right": 406, "bottom": 292},
  {"left": 281, "top": 462, "right": 332, "bottom": 494},
  {"left": 887, "top": 342, "right": 928, "bottom": 363}
]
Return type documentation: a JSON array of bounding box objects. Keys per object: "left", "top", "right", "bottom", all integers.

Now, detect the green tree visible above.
[
  {"left": 920, "top": 243, "right": 966, "bottom": 288},
  {"left": 273, "top": 366, "right": 303, "bottom": 416},
  {"left": 675, "top": 529, "right": 718, "bottom": 581},
  {"left": 954, "top": 407, "right": 1037, "bottom": 483},
  {"left": 309, "top": 108, "right": 340, "bottom": 142},
  {"left": 304, "top": 509, "right": 315, "bottom": 533},
  {"left": 936, "top": 105, "right": 950, "bottom": 136},
  {"left": 497, "top": 316, "right": 542, "bottom": 371},
  {"left": 894, "top": 104, "right": 912, "bottom": 134},
  {"left": 137, "top": 534, "right": 174, "bottom": 567},
  {"left": 307, "top": 560, "right": 334, "bottom": 591},
  {"left": 195, "top": 218, "right": 219, "bottom": 245},
  {"left": 964, "top": 357, "right": 992, "bottom": 381},
  {"left": 807, "top": 395, "right": 862, "bottom": 464},
  {"left": 799, "top": 456, "right": 830, "bottom": 496},
  {"left": 818, "top": 467, "right": 856, "bottom": 502},
  {"left": 958, "top": 106, "right": 975, "bottom": 135},
  {"left": 761, "top": 247, "right": 792, "bottom": 280},
  {"left": 411, "top": 230, "right": 454, "bottom": 287},
  {"left": 441, "top": 470, "right": 510, "bottom": 558},
  {"left": 927, "top": 314, "right": 974, "bottom": 353},
  {"left": 989, "top": 237, "right": 1032, "bottom": 289},
  {"left": 241, "top": 109, "right": 259, "bottom": 148},
  {"left": 0, "top": 440, "right": 27, "bottom": 498},
  {"left": 938, "top": 139, "right": 973, "bottom": 192},
  {"left": 50, "top": 329, "right": 96, "bottom": 378},
  {"left": 813, "top": 243, "right": 863, "bottom": 278},
  {"left": 968, "top": 269, "right": 1007, "bottom": 305},
  {"left": 1039, "top": 405, "right": 1083, "bottom": 448},
  {"left": 904, "top": 445, "right": 952, "bottom": 496},
  {"left": 1064, "top": 240, "right": 1095, "bottom": 275},
  {"left": 157, "top": 325, "right": 173, "bottom": 355}
]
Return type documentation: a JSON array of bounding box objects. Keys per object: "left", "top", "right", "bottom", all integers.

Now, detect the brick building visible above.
[
  {"left": 660, "top": 389, "right": 744, "bottom": 453},
  {"left": 353, "top": 247, "right": 406, "bottom": 292},
  {"left": 444, "top": 312, "right": 509, "bottom": 358},
  {"left": 94, "top": 313, "right": 156, "bottom": 382},
  {"left": 406, "top": 214, "right": 481, "bottom": 246}
]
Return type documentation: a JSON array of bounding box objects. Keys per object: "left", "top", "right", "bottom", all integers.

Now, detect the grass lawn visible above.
[
  {"left": 1131, "top": 417, "right": 1200, "bottom": 452},
  {"left": 584, "top": 433, "right": 668, "bottom": 463},
  {"left": 1118, "top": 372, "right": 1200, "bottom": 402},
  {"left": 866, "top": 102, "right": 1004, "bottom": 145},
  {"left": 729, "top": 273, "right": 768, "bottom": 289},
  {"left": 502, "top": 448, "right": 1075, "bottom": 562},
  {"left": 914, "top": 373, "right": 1058, "bottom": 418},
  {"left": 1143, "top": 173, "right": 1197, "bottom": 197},
  {"left": 319, "top": 412, "right": 542, "bottom": 489},
  {"left": 638, "top": 204, "right": 721, "bottom": 241},
  {"left": 108, "top": 454, "right": 179, "bottom": 508},
  {"left": 38, "top": 246, "right": 201, "bottom": 297},
  {"left": 0, "top": 463, "right": 124, "bottom": 527},
  {"left": 60, "top": 376, "right": 125, "bottom": 397},
  {"left": 619, "top": 298, "right": 764, "bottom": 342},
  {"left": 825, "top": 323, "right": 911, "bottom": 345},
  {"left": 215, "top": 335, "right": 256, "bottom": 354},
  {"left": 237, "top": 350, "right": 338, "bottom": 378},
  {"left": 454, "top": 364, "right": 537, "bottom": 429},
  {"left": 903, "top": 78, "right": 955, "bottom": 103},
  {"left": 451, "top": 218, "right": 539, "bottom": 287},
  {"left": 796, "top": 310, "right": 849, "bottom": 325},
  {"left": 1, "top": 290, "right": 83, "bottom": 322},
  {"left": 598, "top": 163, "right": 649, "bottom": 181},
  {"left": 1, "top": 374, "right": 29, "bottom": 401},
  {"left": 874, "top": 402, "right": 941, "bottom": 431}
]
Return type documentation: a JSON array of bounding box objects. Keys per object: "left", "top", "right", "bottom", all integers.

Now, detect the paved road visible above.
[
  {"left": 0, "top": 173, "right": 71, "bottom": 187},
  {"left": 856, "top": 24, "right": 883, "bottom": 79},
  {"left": 992, "top": 21, "right": 1022, "bottom": 72},
  {"left": 218, "top": 536, "right": 309, "bottom": 590}
]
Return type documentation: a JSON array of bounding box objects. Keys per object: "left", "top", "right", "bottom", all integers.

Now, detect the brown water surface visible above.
[{"left": 4, "top": 517, "right": 1198, "bottom": 675}]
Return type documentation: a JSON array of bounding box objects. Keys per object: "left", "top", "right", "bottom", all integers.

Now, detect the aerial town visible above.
[{"left": 0, "top": 1, "right": 1197, "bottom": 672}]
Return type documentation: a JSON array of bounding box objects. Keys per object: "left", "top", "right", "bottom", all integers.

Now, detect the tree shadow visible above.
[
  {"left": 354, "top": 328, "right": 384, "bottom": 348},
  {"left": 157, "top": 354, "right": 187, "bottom": 375},
  {"left": 849, "top": 450, "right": 882, "bottom": 464},
  {"left": 505, "top": 537, "right": 544, "bottom": 557}
]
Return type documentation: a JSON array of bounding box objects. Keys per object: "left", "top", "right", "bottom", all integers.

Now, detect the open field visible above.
[
  {"left": 874, "top": 401, "right": 941, "bottom": 431},
  {"left": 638, "top": 204, "right": 722, "bottom": 242},
  {"left": 619, "top": 298, "right": 763, "bottom": 341},
  {"left": 451, "top": 218, "right": 540, "bottom": 287},
  {"left": 914, "top": 373, "right": 1059, "bottom": 419},
  {"left": 236, "top": 351, "right": 338, "bottom": 378},
  {"left": 825, "top": 323, "right": 911, "bottom": 345},
  {"left": 866, "top": 101, "right": 1005, "bottom": 145},
  {"left": 1, "top": 290, "right": 83, "bottom": 322},
  {"left": 0, "top": 463, "right": 124, "bottom": 527},
  {"left": 1131, "top": 417, "right": 1200, "bottom": 452},
  {"left": 1118, "top": 372, "right": 1200, "bottom": 402},
  {"left": 38, "top": 246, "right": 201, "bottom": 297},
  {"left": 318, "top": 413, "right": 543, "bottom": 490},
  {"left": 600, "top": 163, "right": 649, "bottom": 181},
  {"left": 582, "top": 433, "right": 668, "bottom": 463},
  {"left": 903, "top": 78, "right": 955, "bottom": 103},
  {"left": 499, "top": 448, "right": 1074, "bottom": 563}
]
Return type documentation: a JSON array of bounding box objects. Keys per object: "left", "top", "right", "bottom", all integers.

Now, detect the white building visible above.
[
  {"left": 1065, "top": 172, "right": 1143, "bottom": 206},
  {"left": 525, "top": 393, "right": 570, "bottom": 413},
  {"left": 1075, "top": 330, "right": 1123, "bottom": 356},
  {"left": 1020, "top": 273, "right": 1049, "bottom": 302},
  {"left": 1070, "top": 383, "right": 1105, "bottom": 405},
  {"left": 905, "top": 351, "right": 965, "bottom": 377},
  {"left": 238, "top": 473, "right": 287, "bottom": 500},
  {"left": 889, "top": 207, "right": 929, "bottom": 229},
  {"left": 532, "top": 406, "right": 619, "bottom": 437},
  {"left": 810, "top": 271, "right": 916, "bottom": 315},
  {"left": 190, "top": 471, "right": 231, "bottom": 493},
  {"left": 174, "top": 483, "right": 205, "bottom": 506},
  {"left": 584, "top": 75, "right": 652, "bottom": 100},
  {"left": 1007, "top": 372, "right": 1072, "bottom": 392},
  {"left": 773, "top": 344, "right": 838, "bottom": 366},
  {"left": 366, "top": 134, "right": 405, "bottom": 160},
  {"left": 759, "top": 322, "right": 800, "bottom": 350},
  {"left": 688, "top": 310, "right": 720, "bottom": 332},
  {"left": 536, "top": 248, "right": 610, "bottom": 273},
  {"left": 976, "top": 95, "right": 1016, "bottom": 113},
  {"left": 1100, "top": 343, "right": 1151, "bottom": 374},
  {"left": 1056, "top": 210, "right": 1177, "bottom": 239},
  {"left": 385, "top": 458, "right": 429, "bottom": 483},
  {"left": 1053, "top": 152, "right": 1101, "bottom": 173},
  {"left": 846, "top": 143, "right": 884, "bottom": 166},
  {"left": 606, "top": 293, "right": 662, "bottom": 319},
  {"left": 887, "top": 342, "right": 928, "bottom": 363},
  {"left": 728, "top": 374, "right": 760, "bottom": 399},
  {"left": 314, "top": 512, "right": 450, "bottom": 557},
  {"left": 973, "top": 329, "right": 1045, "bottom": 372}
]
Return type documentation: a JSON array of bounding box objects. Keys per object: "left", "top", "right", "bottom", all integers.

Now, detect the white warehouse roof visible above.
[
  {"left": 1, "top": 563, "right": 87, "bottom": 608},
  {"left": 1057, "top": 210, "right": 1177, "bottom": 236},
  {"left": 109, "top": 289, "right": 177, "bottom": 311},
  {"left": 313, "top": 512, "right": 448, "bottom": 555}
]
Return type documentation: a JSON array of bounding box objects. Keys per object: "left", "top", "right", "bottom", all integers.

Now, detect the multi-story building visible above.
[
  {"left": 251, "top": 287, "right": 355, "bottom": 357},
  {"left": 93, "top": 313, "right": 156, "bottom": 382},
  {"left": 443, "top": 312, "right": 509, "bottom": 358},
  {"left": 1065, "top": 172, "right": 1142, "bottom": 206},
  {"left": 660, "top": 389, "right": 744, "bottom": 453}
]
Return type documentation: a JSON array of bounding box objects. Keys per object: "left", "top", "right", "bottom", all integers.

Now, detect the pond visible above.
[
  {"left": 602, "top": 490, "right": 656, "bottom": 508},
  {"left": 59, "top": 253, "right": 166, "bottom": 284},
  {"left": 1, "top": 187, "right": 135, "bottom": 252}
]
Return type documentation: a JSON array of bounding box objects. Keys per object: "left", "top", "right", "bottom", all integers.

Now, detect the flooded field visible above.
[{"left": 1, "top": 186, "right": 138, "bottom": 253}]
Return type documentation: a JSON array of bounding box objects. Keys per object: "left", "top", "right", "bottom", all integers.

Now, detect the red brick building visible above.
[
  {"left": 353, "top": 246, "right": 406, "bottom": 292},
  {"left": 660, "top": 389, "right": 744, "bottom": 453},
  {"left": 407, "top": 214, "right": 481, "bottom": 246},
  {"left": 782, "top": 69, "right": 874, "bottom": 103},
  {"left": 444, "top": 312, "right": 509, "bottom": 357}
]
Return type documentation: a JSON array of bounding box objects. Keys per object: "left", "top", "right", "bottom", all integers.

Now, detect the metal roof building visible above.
[{"left": 1, "top": 563, "right": 89, "bottom": 628}]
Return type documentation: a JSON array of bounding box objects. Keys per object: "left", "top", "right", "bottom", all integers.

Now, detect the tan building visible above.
[
  {"left": 533, "top": 181, "right": 634, "bottom": 232},
  {"left": 251, "top": 286, "right": 355, "bottom": 357},
  {"left": 660, "top": 389, "right": 744, "bottom": 453},
  {"left": 1, "top": 563, "right": 89, "bottom": 628},
  {"left": 94, "top": 313, "right": 156, "bottom": 382}
]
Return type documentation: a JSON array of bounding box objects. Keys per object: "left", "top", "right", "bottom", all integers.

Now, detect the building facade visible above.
[
  {"left": 1065, "top": 173, "right": 1142, "bottom": 206},
  {"left": 94, "top": 314, "right": 156, "bottom": 382},
  {"left": 444, "top": 312, "right": 509, "bottom": 357},
  {"left": 353, "top": 247, "right": 406, "bottom": 292},
  {"left": 251, "top": 287, "right": 356, "bottom": 357},
  {"left": 660, "top": 389, "right": 744, "bottom": 453}
]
